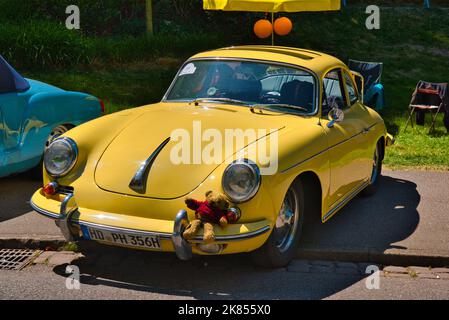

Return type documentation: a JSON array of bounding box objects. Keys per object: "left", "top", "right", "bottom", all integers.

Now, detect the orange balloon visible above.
[
  {"left": 254, "top": 19, "right": 273, "bottom": 39},
  {"left": 274, "top": 17, "right": 293, "bottom": 36}
]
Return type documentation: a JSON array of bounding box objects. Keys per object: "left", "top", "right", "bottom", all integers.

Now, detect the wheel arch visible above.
[{"left": 291, "top": 170, "right": 323, "bottom": 224}]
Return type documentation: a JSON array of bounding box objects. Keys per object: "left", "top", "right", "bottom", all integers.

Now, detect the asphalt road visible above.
[
  {"left": 1, "top": 169, "right": 449, "bottom": 300},
  {"left": 1, "top": 170, "right": 448, "bottom": 265},
  {"left": 0, "top": 251, "right": 448, "bottom": 300}
]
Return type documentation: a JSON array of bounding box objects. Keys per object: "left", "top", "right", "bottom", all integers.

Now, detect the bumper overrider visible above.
[{"left": 30, "top": 190, "right": 272, "bottom": 260}]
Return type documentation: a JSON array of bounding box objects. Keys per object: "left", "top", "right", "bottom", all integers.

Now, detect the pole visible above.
[
  {"left": 146, "top": 0, "right": 154, "bottom": 35},
  {"left": 271, "top": 12, "right": 274, "bottom": 46}
]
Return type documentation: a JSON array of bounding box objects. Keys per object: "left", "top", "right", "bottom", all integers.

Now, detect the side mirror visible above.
[
  {"left": 350, "top": 71, "right": 364, "bottom": 104},
  {"left": 327, "top": 107, "right": 345, "bottom": 128}
]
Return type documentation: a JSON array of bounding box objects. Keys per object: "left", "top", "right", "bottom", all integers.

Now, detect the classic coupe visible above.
[
  {"left": 31, "top": 46, "right": 394, "bottom": 267},
  {"left": 0, "top": 55, "right": 103, "bottom": 178}
]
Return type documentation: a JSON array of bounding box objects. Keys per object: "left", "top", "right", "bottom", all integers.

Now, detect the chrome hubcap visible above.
[
  {"left": 274, "top": 188, "right": 300, "bottom": 253},
  {"left": 370, "top": 145, "right": 380, "bottom": 184}
]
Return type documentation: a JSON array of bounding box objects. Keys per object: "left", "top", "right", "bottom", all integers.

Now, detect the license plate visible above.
[{"left": 81, "top": 226, "right": 162, "bottom": 250}]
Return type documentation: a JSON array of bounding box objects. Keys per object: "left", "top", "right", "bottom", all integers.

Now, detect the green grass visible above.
[{"left": 15, "top": 6, "right": 449, "bottom": 170}]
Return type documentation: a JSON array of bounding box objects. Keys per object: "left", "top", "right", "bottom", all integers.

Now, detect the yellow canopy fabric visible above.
[{"left": 203, "top": 0, "right": 341, "bottom": 13}]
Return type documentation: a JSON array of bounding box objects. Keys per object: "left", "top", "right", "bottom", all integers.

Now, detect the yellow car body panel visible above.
[{"left": 31, "top": 46, "right": 391, "bottom": 255}]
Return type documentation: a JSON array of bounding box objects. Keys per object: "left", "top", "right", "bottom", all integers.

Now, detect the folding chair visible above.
[
  {"left": 404, "top": 81, "right": 449, "bottom": 133},
  {"left": 348, "top": 59, "right": 385, "bottom": 111}
]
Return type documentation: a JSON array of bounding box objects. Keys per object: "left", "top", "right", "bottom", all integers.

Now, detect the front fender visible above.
[{"left": 19, "top": 91, "right": 102, "bottom": 161}]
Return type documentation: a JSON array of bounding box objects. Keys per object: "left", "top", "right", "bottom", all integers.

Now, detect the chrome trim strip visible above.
[
  {"left": 76, "top": 220, "right": 271, "bottom": 242},
  {"left": 129, "top": 137, "right": 171, "bottom": 194},
  {"left": 281, "top": 122, "right": 380, "bottom": 173},
  {"left": 31, "top": 199, "right": 272, "bottom": 242},
  {"left": 162, "top": 57, "right": 320, "bottom": 117},
  {"left": 322, "top": 180, "right": 370, "bottom": 222},
  {"left": 30, "top": 200, "right": 62, "bottom": 219},
  {"left": 213, "top": 226, "right": 271, "bottom": 241}
]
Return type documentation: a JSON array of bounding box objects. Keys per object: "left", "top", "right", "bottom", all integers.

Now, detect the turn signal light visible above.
[{"left": 43, "top": 182, "right": 59, "bottom": 196}]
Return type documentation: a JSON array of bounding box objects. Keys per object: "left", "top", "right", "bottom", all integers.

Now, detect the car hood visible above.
[{"left": 94, "top": 103, "right": 284, "bottom": 199}]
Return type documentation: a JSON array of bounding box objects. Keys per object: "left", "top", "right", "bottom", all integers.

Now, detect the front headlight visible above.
[
  {"left": 44, "top": 137, "right": 78, "bottom": 178},
  {"left": 222, "top": 160, "right": 261, "bottom": 203}
]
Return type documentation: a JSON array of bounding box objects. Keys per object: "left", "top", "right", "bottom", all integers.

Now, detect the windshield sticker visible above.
[
  {"left": 179, "top": 63, "right": 196, "bottom": 76},
  {"left": 207, "top": 87, "right": 217, "bottom": 96}
]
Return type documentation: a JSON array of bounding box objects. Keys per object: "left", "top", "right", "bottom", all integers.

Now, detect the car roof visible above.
[{"left": 190, "top": 45, "right": 347, "bottom": 77}]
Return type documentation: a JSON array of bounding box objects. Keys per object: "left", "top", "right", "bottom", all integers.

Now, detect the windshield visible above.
[{"left": 165, "top": 60, "right": 317, "bottom": 114}]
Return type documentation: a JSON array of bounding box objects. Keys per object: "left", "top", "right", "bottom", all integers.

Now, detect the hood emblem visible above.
[{"left": 129, "top": 137, "right": 171, "bottom": 194}]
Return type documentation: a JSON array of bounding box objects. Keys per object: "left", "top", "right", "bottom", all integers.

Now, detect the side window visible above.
[
  {"left": 322, "top": 69, "right": 347, "bottom": 116},
  {"left": 343, "top": 71, "right": 359, "bottom": 105}
]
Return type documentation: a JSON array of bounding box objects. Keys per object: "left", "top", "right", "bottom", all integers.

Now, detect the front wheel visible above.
[
  {"left": 251, "top": 181, "right": 305, "bottom": 268},
  {"left": 361, "top": 141, "right": 383, "bottom": 196}
]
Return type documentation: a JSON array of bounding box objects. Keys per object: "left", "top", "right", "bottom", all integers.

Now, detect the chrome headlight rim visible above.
[
  {"left": 44, "top": 137, "right": 78, "bottom": 178},
  {"left": 222, "top": 159, "right": 261, "bottom": 204}
]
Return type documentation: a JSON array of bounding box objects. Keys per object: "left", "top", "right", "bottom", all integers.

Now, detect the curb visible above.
[
  {"left": 2, "top": 237, "right": 449, "bottom": 268},
  {"left": 0, "top": 237, "right": 66, "bottom": 250},
  {"left": 297, "top": 247, "right": 449, "bottom": 268}
]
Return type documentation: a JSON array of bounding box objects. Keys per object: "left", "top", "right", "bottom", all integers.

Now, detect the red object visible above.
[
  {"left": 417, "top": 88, "right": 439, "bottom": 95},
  {"left": 99, "top": 99, "right": 105, "bottom": 113},
  {"left": 226, "top": 210, "right": 240, "bottom": 223},
  {"left": 185, "top": 199, "right": 228, "bottom": 225},
  {"left": 43, "top": 182, "right": 58, "bottom": 196}
]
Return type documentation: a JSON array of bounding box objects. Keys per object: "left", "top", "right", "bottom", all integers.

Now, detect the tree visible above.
[{"left": 146, "top": 0, "right": 153, "bottom": 34}]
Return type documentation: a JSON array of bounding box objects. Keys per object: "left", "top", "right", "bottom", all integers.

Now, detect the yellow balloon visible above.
[
  {"left": 274, "top": 17, "right": 293, "bottom": 36},
  {"left": 254, "top": 19, "right": 273, "bottom": 39}
]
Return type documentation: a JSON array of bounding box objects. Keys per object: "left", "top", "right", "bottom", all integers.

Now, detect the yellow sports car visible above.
[{"left": 31, "top": 46, "right": 394, "bottom": 267}]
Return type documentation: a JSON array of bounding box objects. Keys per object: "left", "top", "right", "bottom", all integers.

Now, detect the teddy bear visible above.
[{"left": 183, "top": 191, "right": 239, "bottom": 243}]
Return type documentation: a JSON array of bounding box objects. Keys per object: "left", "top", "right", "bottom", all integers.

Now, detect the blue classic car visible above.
[{"left": 0, "top": 55, "right": 103, "bottom": 178}]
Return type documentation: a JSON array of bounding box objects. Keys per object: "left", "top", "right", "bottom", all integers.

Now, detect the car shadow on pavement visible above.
[
  {"left": 51, "top": 174, "right": 420, "bottom": 300},
  {"left": 300, "top": 175, "right": 421, "bottom": 254},
  {"left": 53, "top": 249, "right": 367, "bottom": 300},
  {"left": 0, "top": 172, "right": 41, "bottom": 223}
]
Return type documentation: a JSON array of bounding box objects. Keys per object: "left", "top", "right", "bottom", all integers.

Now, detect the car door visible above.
[
  {"left": 0, "top": 106, "right": 4, "bottom": 163},
  {"left": 322, "top": 68, "right": 370, "bottom": 210},
  {"left": 0, "top": 92, "right": 22, "bottom": 151},
  {"left": 341, "top": 69, "right": 374, "bottom": 180}
]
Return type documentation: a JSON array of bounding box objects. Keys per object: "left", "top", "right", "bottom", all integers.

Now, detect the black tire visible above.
[
  {"left": 45, "top": 124, "right": 74, "bottom": 150},
  {"left": 415, "top": 110, "right": 425, "bottom": 126},
  {"left": 251, "top": 180, "right": 306, "bottom": 268},
  {"left": 361, "top": 141, "right": 383, "bottom": 196}
]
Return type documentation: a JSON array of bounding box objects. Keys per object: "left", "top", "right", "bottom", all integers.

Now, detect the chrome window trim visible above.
[{"left": 162, "top": 57, "right": 320, "bottom": 117}]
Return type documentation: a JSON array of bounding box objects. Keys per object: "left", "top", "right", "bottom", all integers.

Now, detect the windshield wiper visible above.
[
  {"left": 251, "top": 104, "right": 309, "bottom": 113},
  {"left": 191, "top": 98, "right": 251, "bottom": 106}
]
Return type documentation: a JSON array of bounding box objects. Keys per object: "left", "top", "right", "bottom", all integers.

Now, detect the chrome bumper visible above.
[
  {"left": 31, "top": 194, "right": 271, "bottom": 260},
  {"left": 171, "top": 210, "right": 193, "bottom": 260}
]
